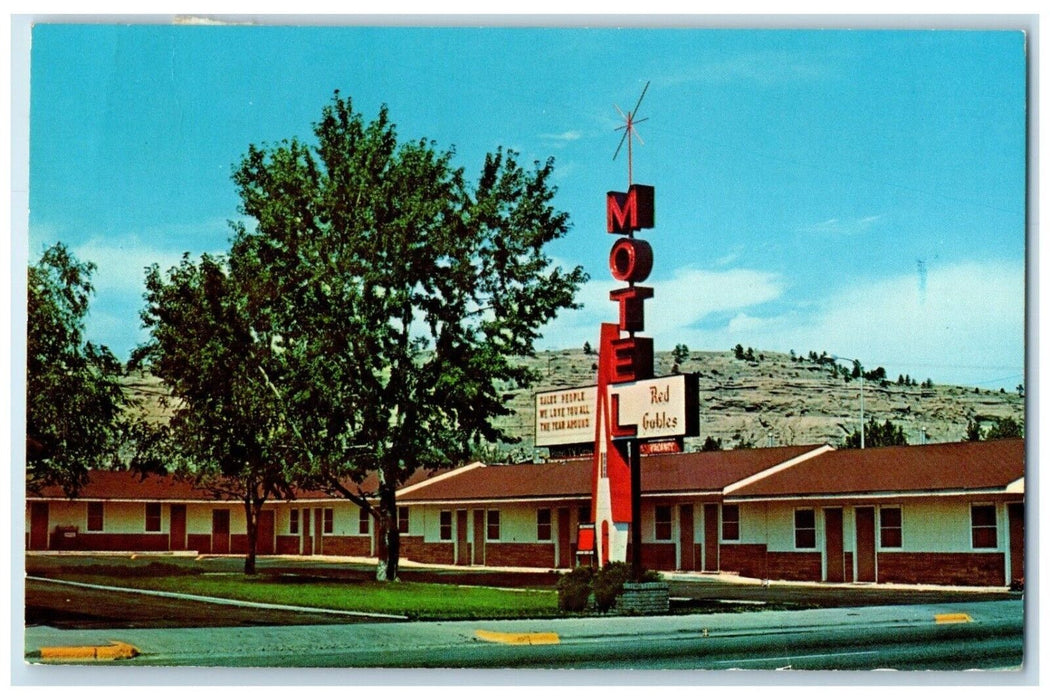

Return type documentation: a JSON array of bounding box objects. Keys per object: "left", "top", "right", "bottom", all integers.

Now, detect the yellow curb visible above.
[
  {"left": 934, "top": 613, "right": 973, "bottom": 624},
  {"left": 40, "top": 641, "right": 139, "bottom": 661},
  {"left": 475, "top": 629, "right": 560, "bottom": 645}
]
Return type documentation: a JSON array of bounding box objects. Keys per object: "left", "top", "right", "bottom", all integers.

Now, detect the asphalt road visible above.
[{"left": 23, "top": 599, "right": 1023, "bottom": 672}]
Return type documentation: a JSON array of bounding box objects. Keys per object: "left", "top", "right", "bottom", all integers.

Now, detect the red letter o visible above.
[{"left": 609, "top": 238, "right": 653, "bottom": 283}]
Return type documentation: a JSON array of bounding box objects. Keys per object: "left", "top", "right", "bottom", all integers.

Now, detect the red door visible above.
[
  {"left": 557, "top": 508, "right": 572, "bottom": 568},
  {"left": 29, "top": 502, "right": 49, "bottom": 550},
  {"left": 169, "top": 504, "right": 186, "bottom": 550},
  {"left": 257, "top": 510, "right": 275, "bottom": 555},
  {"left": 703, "top": 504, "right": 719, "bottom": 571},
  {"left": 1008, "top": 502, "right": 1024, "bottom": 583},
  {"left": 679, "top": 505, "right": 695, "bottom": 571},
  {"left": 824, "top": 508, "right": 845, "bottom": 582},
  {"left": 212, "top": 509, "right": 231, "bottom": 554},
  {"left": 456, "top": 510, "right": 470, "bottom": 565},
  {"left": 314, "top": 509, "right": 323, "bottom": 555},
  {"left": 855, "top": 507, "right": 876, "bottom": 582},
  {"left": 473, "top": 510, "right": 485, "bottom": 565}
]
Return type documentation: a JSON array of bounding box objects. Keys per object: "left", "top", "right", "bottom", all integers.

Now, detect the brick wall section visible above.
[
  {"left": 719, "top": 544, "right": 767, "bottom": 579},
  {"left": 187, "top": 534, "right": 211, "bottom": 553},
  {"left": 401, "top": 538, "right": 454, "bottom": 565},
  {"left": 53, "top": 533, "right": 170, "bottom": 551},
  {"left": 230, "top": 535, "right": 248, "bottom": 554},
  {"left": 275, "top": 535, "right": 300, "bottom": 555},
  {"left": 878, "top": 552, "right": 1006, "bottom": 586},
  {"left": 765, "top": 551, "right": 823, "bottom": 581},
  {"left": 318, "top": 536, "right": 372, "bottom": 557},
  {"left": 485, "top": 542, "right": 556, "bottom": 568}
]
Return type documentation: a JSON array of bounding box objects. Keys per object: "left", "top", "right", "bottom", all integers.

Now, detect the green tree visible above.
[
  {"left": 844, "top": 417, "right": 907, "bottom": 449},
  {"left": 965, "top": 419, "right": 983, "bottom": 442},
  {"left": 27, "top": 243, "right": 126, "bottom": 496},
  {"left": 700, "top": 436, "right": 723, "bottom": 452},
  {"left": 229, "top": 93, "right": 586, "bottom": 580},
  {"left": 985, "top": 416, "right": 1024, "bottom": 440},
  {"left": 135, "top": 254, "right": 293, "bottom": 574},
  {"left": 672, "top": 343, "right": 690, "bottom": 365}
]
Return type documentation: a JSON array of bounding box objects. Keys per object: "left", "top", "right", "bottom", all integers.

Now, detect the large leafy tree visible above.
[
  {"left": 134, "top": 254, "right": 293, "bottom": 574},
  {"left": 27, "top": 243, "right": 126, "bottom": 496},
  {"left": 230, "top": 92, "right": 587, "bottom": 580}
]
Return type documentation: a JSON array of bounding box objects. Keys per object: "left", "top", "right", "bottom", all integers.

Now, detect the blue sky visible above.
[{"left": 23, "top": 24, "right": 1027, "bottom": 389}]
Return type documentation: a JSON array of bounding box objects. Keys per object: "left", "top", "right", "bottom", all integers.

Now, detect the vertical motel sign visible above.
[{"left": 585, "top": 184, "right": 699, "bottom": 573}]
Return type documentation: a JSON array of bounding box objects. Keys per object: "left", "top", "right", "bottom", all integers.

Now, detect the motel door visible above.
[
  {"left": 257, "top": 510, "right": 275, "bottom": 555},
  {"left": 1008, "top": 503, "right": 1024, "bottom": 583},
  {"left": 824, "top": 508, "right": 845, "bottom": 583},
  {"left": 169, "top": 504, "right": 187, "bottom": 550},
  {"left": 301, "top": 508, "right": 312, "bottom": 555},
  {"left": 212, "top": 509, "right": 231, "bottom": 554},
  {"left": 314, "top": 509, "right": 324, "bottom": 555},
  {"left": 473, "top": 510, "right": 485, "bottom": 565},
  {"left": 29, "top": 502, "right": 49, "bottom": 551},
  {"left": 855, "top": 507, "right": 876, "bottom": 582},
  {"left": 679, "top": 505, "right": 695, "bottom": 571},
  {"left": 557, "top": 508, "right": 572, "bottom": 568},
  {"left": 456, "top": 510, "right": 470, "bottom": 565},
  {"left": 703, "top": 504, "right": 719, "bottom": 572}
]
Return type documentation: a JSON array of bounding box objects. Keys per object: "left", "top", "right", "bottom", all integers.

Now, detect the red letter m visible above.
[{"left": 606, "top": 184, "right": 655, "bottom": 234}]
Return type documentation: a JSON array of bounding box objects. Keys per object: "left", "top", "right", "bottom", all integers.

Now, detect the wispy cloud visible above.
[
  {"left": 540, "top": 130, "right": 583, "bottom": 142},
  {"left": 800, "top": 214, "right": 884, "bottom": 236},
  {"left": 666, "top": 52, "right": 831, "bottom": 87}
]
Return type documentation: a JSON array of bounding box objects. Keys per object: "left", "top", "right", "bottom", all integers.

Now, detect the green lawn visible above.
[{"left": 45, "top": 572, "right": 558, "bottom": 620}]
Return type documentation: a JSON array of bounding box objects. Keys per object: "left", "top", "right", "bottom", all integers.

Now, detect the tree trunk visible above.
[
  {"left": 243, "top": 497, "right": 258, "bottom": 575},
  {"left": 375, "top": 480, "right": 400, "bottom": 581}
]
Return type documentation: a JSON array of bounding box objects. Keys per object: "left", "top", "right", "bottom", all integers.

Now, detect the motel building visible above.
[{"left": 25, "top": 438, "right": 1024, "bottom": 588}]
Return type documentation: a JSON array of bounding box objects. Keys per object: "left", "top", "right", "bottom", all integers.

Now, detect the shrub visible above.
[
  {"left": 591, "top": 561, "right": 633, "bottom": 612},
  {"left": 557, "top": 567, "right": 594, "bottom": 612}
]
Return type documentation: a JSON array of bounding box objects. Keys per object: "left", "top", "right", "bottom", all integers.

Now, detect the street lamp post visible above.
[{"left": 834, "top": 355, "right": 864, "bottom": 449}]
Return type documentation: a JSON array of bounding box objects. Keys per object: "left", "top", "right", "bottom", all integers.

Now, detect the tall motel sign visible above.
[{"left": 536, "top": 182, "right": 700, "bottom": 575}]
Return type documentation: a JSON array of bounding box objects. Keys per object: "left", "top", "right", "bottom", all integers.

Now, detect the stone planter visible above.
[{"left": 615, "top": 581, "right": 669, "bottom": 615}]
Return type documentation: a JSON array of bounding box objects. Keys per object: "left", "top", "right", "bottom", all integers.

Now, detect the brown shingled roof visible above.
[
  {"left": 727, "top": 439, "right": 1025, "bottom": 499},
  {"left": 28, "top": 467, "right": 443, "bottom": 502},
  {"left": 399, "top": 444, "right": 825, "bottom": 503}
]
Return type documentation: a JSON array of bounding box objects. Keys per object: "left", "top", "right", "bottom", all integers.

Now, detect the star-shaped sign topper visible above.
[{"left": 613, "top": 80, "right": 650, "bottom": 186}]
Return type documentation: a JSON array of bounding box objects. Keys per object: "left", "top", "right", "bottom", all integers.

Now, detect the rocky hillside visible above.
[
  {"left": 123, "top": 348, "right": 1025, "bottom": 461},
  {"left": 488, "top": 348, "right": 1025, "bottom": 460}
]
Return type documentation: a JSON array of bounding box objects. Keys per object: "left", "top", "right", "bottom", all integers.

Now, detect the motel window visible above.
[
  {"left": 323, "top": 508, "right": 334, "bottom": 534},
  {"left": 721, "top": 505, "right": 740, "bottom": 541},
  {"left": 487, "top": 510, "right": 501, "bottom": 541},
  {"left": 87, "top": 502, "right": 104, "bottom": 532},
  {"left": 398, "top": 506, "right": 409, "bottom": 533},
  {"left": 358, "top": 507, "right": 370, "bottom": 535},
  {"left": 794, "top": 509, "right": 816, "bottom": 549},
  {"left": 971, "top": 504, "right": 998, "bottom": 549},
  {"left": 290, "top": 509, "right": 299, "bottom": 534},
  {"left": 145, "top": 503, "right": 162, "bottom": 532},
  {"left": 880, "top": 507, "right": 903, "bottom": 548},
  {"left": 537, "top": 508, "right": 552, "bottom": 541},
  {"left": 439, "top": 510, "right": 452, "bottom": 541},
  {"left": 579, "top": 505, "right": 592, "bottom": 525},
  {"left": 654, "top": 505, "right": 673, "bottom": 541}
]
